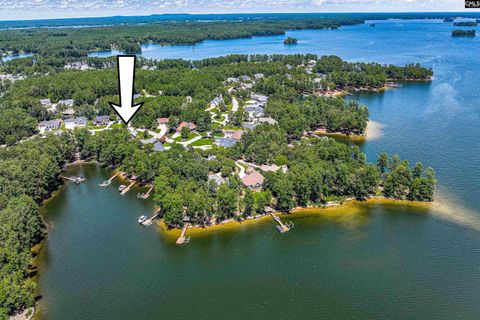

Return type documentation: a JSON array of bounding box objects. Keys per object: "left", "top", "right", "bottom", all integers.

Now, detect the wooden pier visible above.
[
  {"left": 143, "top": 185, "right": 154, "bottom": 199},
  {"left": 141, "top": 209, "right": 162, "bottom": 226},
  {"left": 176, "top": 223, "right": 190, "bottom": 245},
  {"left": 137, "top": 185, "right": 154, "bottom": 199},
  {"left": 120, "top": 181, "right": 137, "bottom": 195},
  {"left": 271, "top": 213, "right": 293, "bottom": 233}
]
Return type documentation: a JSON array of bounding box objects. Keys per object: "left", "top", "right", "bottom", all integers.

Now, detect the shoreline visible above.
[
  {"left": 158, "top": 197, "right": 433, "bottom": 240},
  {"left": 313, "top": 120, "right": 384, "bottom": 141}
]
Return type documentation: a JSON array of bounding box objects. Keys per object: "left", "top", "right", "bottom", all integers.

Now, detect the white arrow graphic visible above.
[{"left": 109, "top": 55, "right": 143, "bottom": 124}]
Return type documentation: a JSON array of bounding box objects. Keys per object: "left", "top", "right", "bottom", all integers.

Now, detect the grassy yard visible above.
[
  {"left": 191, "top": 138, "right": 213, "bottom": 147},
  {"left": 174, "top": 132, "right": 198, "bottom": 142}
]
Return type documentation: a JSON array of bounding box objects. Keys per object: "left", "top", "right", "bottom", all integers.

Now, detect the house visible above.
[
  {"left": 226, "top": 77, "right": 239, "bottom": 83},
  {"left": 242, "top": 122, "right": 259, "bottom": 131},
  {"left": 245, "top": 105, "right": 264, "bottom": 118},
  {"left": 223, "top": 129, "right": 243, "bottom": 140},
  {"left": 58, "top": 99, "right": 74, "bottom": 107},
  {"left": 239, "top": 75, "right": 251, "bottom": 81},
  {"left": 208, "top": 173, "right": 226, "bottom": 186},
  {"left": 210, "top": 95, "right": 224, "bottom": 108},
  {"left": 286, "top": 64, "right": 293, "bottom": 70},
  {"left": 214, "top": 137, "right": 238, "bottom": 148},
  {"left": 64, "top": 117, "right": 87, "bottom": 130},
  {"left": 38, "top": 120, "right": 61, "bottom": 134},
  {"left": 176, "top": 122, "right": 197, "bottom": 133},
  {"left": 156, "top": 118, "right": 169, "bottom": 126},
  {"left": 62, "top": 108, "right": 75, "bottom": 118},
  {"left": 93, "top": 115, "right": 110, "bottom": 126},
  {"left": 250, "top": 93, "right": 268, "bottom": 105},
  {"left": 141, "top": 137, "right": 157, "bottom": 144},
  {"left": 241, "top": 83, "right": 253, "bottom": 90},
  {"left": 258, "top": 117, "right": 277, "bottom": 125},
  {"left": 241, "top": 169, "right": 264, "bottom": 191},
  {"left": 254, "top": 73, "right": 264, "bottom": 79},
  {"left": 153, "top": 141, "right": 166, "bottom": 152}
]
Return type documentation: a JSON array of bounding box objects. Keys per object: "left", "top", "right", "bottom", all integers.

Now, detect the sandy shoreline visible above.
[
  {"left": 158, "top": 197, "right": 433, "bottom": 240},
  {"left": 313, "top": 120, "right": 384, "bottom": 141}
]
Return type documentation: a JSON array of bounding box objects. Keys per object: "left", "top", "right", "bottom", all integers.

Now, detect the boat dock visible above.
[
  {"left": 120, "top": 181, "right": 137, "bottom": 195},
  {"left": 137, "top": 185, "right": 154, "bottom": 199},
  {"left": 140, "top": 209, "right": 162, "bottom": 226},
  {"left": 99, "top": 171, "right": 122, "bottom": 187},
  {"left": 60, "top": 175, "right": 86, "bottom": 184},
  {"left": 271, "top": 213, "right": 294, "bottom": 233},
  {"left": 176, "top": 223, "right": 190, "bottom": 245}
]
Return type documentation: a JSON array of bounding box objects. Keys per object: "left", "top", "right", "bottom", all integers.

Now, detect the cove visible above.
[{"left": 36, "top": 164, "right": 480, "bottom": 320}]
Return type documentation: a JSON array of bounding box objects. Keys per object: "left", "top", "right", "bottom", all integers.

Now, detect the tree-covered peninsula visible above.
[{"left": 0, "top": 54, "right": 436, "bottom": 317}]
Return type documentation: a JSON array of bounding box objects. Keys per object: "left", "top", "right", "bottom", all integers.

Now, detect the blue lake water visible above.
[{"left": 39, "top": 20, "right": 480, "bottom": 320}]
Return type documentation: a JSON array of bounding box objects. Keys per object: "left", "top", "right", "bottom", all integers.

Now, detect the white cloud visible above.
[{"left": 0, "top": 0, "right": 476, "bottom": 20}]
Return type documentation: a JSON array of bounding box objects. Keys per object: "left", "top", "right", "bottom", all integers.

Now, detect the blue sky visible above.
[{"left": 0, "top": 0, "right": 477, "bottom": 20}]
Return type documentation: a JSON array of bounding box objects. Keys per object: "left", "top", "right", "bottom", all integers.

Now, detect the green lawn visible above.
[
  {"left": 174, "top": 132, "right": 198, "bottom": 142},
  {"left": 213, "top": 132, "right": 224, "bottom": 137},
  {"left": 191, "top": 138, "right": 213, "bottom": 147},
  {"left": 110, "top": 123, "right": 125, "bottom": 129}
]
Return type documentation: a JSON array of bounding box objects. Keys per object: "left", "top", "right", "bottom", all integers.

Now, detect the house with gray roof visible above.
[
  {"left": 153, "top": 141, "right": 166, "bottom": 152},
  {"left": 93, "top": 115, "right": 110, "bottom": 126},
  {"left": 38, "top": 120, "right": 61, "bottom": 134},
  {"left": 58, "top": 99, "right": 74, "bottom": 107},
  {"left": 250, "top": 93, "right": 268, "bottom": 105},
  {"left": 64, "top": 117, "right": 87, "bottom": 130},
  {"left": 210, "top": 95, "right": 224, "bottom": 108},
  {"left": 243, "top": 122, "right": 259, "bottom": 131},
  {"left": 214, "top": 137, "right": 238, "bottom": 148},
  {"left": 245, "top": 105, "right": 264, "bottom": 119}
]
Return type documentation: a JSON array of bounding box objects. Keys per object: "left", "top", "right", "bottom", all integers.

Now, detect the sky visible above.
[{"left": 0, "top": 0, "right": 478, "bottom": 20}]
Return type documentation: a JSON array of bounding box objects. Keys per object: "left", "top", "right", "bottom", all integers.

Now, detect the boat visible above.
[
  {"left": 138, "top": 215, "right": 148, "bottom": 224},
  {"left": 99, "top": 180, "right": 111, "bottom": 187},
  {"left": 118, "top": 185, "right": 127, "bottom": 192}
]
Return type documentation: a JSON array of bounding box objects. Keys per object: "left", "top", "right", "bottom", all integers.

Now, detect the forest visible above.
[
  {"left": 0, "top": 134, "right": 77, "bottom": 318},
  {"left": 0, "top": 54, "right": 432, "bottom": 145},
  {"left": 0, "top": 17, "right": 362, "bottom": 62}
]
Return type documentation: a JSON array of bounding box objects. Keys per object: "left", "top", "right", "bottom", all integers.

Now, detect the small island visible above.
[
  {"left": 453, "top": 21, "right": 478, "bottom": 27},
  {"left": 284, "top": 37, "right": 298, "bottom": 45},
  {"left": 452, "top": 29, "right": 476, "bottom": 37}
]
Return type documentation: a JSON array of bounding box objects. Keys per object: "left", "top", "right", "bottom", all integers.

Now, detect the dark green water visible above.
[{"left": 37, "top": 20, "right": 480, "bottom": 319}]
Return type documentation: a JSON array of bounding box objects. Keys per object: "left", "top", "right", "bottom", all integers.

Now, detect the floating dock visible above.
[
  {"left": 271, "top": 213, "right": 294, "bottom": 233},
  {"left": 141, "top": 209, "right": 161, "bottom": 226},
  {"left": 120, "top": 181, "right": 137, "bottom": 195},
  {"left": 176, "top": 223, "right": 190, "bottom": 245}
]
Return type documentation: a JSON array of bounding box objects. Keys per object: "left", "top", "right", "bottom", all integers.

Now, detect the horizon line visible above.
[{"left": 1, "top": 11, "right": 479, "bottom": 23}]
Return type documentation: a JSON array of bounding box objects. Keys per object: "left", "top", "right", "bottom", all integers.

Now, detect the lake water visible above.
[{"left": 39, "top": 20, "right": 480, "bottom": 319}]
